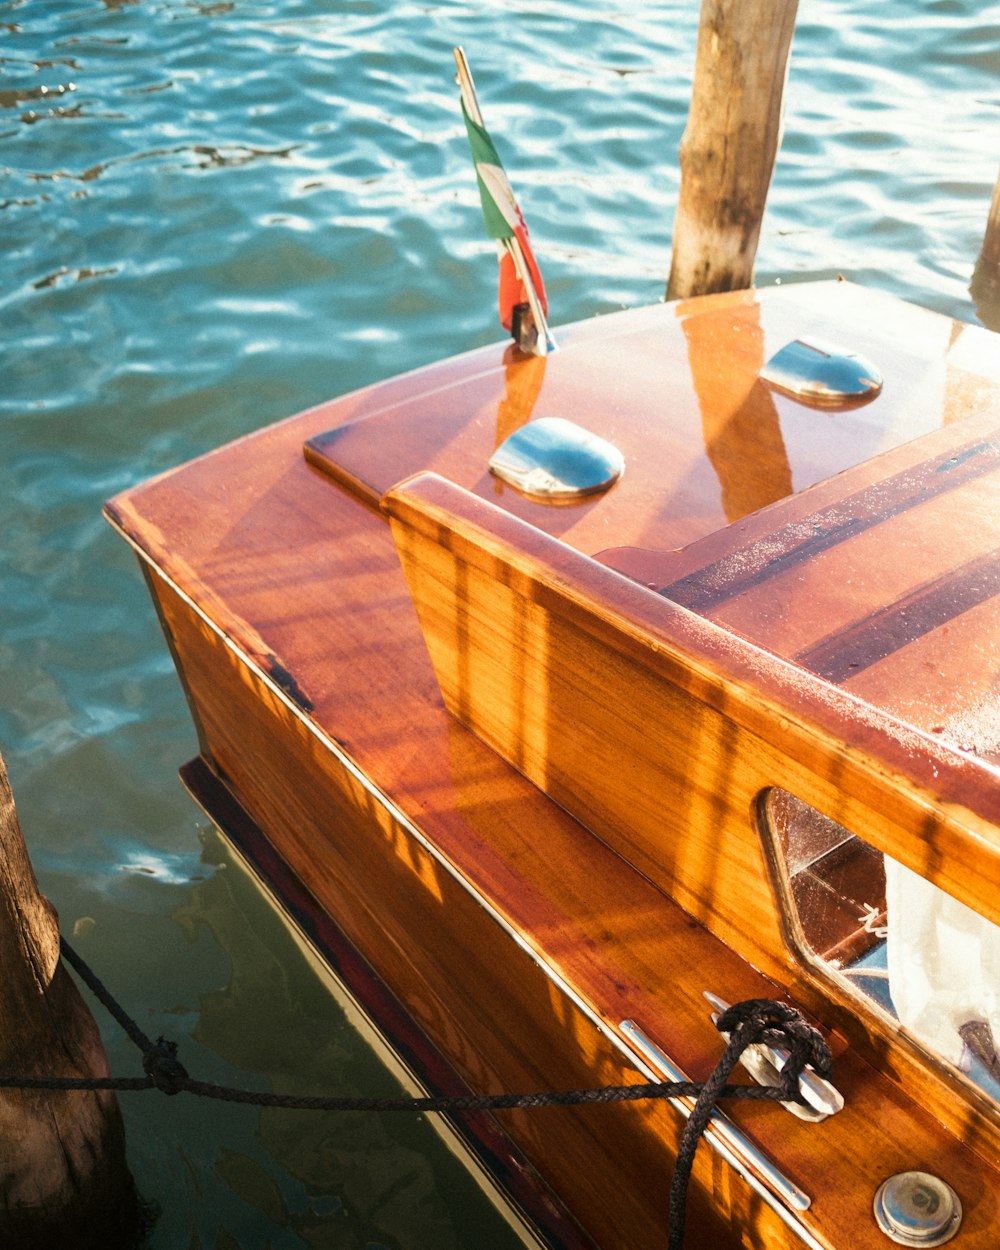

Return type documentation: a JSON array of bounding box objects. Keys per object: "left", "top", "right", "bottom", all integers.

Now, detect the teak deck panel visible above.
[
  {"left": 601, "top": 407, "right": 1000, "bottom": 748},
  {"left": 305, "top": 282, "right": 1000, "bottom": 556},
  {"left": 106, "top": 281, "right": 1000, "bottom": 1249}
]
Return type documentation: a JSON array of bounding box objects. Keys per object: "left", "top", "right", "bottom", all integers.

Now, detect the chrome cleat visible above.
[{"left": 704, "top": 991, "right": 844, "bottom": 1122}]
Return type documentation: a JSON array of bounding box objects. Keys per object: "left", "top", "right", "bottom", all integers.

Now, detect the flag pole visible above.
[{"left": 454, "top": 47, "right": 555, "bottom": 356}]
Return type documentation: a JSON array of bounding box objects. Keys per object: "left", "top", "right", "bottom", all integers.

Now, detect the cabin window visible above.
[{"left": 763, "top": 788, "right": 1000, "bottom": 1103}]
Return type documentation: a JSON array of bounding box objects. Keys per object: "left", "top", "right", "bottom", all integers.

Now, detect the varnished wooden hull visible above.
[{"left": 107, "top": 282, "right": 1000, "bottom": 1249}]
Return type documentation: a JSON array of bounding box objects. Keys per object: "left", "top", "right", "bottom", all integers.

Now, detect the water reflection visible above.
[
  {"left": 0, "top": 81, "right": 76, "bottom": 108},
  {"left": 680, "top": 297, "right": 793, "bottom": 524},
  {"left": 13, "top": 142, "right": 298, "bottom": 192},
  {"left": 34, "top": 264, "right": 118, "bottom": 288},
  {"left": 170, "top": 828, "right": 525, "bottom": 1250}
]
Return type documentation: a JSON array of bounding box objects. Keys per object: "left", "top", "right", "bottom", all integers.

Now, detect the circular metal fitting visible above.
[{"left": 873, "top": 1172, "right": 962, "bottom": 1246}]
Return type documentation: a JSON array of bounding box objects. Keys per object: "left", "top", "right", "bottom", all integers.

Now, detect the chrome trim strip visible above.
[{"left": 620, "top": 1018, "right": 811, "bottom": 1212}]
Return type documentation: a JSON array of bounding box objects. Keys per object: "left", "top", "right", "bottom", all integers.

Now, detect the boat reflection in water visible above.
[
  {"left": 172, "top": 827, "right": 536, "bottom": 1249},
  {"left": 107, "top": 280, "right": 1000, "bottom": 1248}
]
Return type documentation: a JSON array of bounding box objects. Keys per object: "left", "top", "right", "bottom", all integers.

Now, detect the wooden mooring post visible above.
[
  {"left": 971, "top": 168, "right": 1000, "bottom": 331},
  {"left": 0, "top": 752, "right": 138, "bottom": 1249},
  {"left": 667, "top": 0, "right": 799, "bottom": 299}
]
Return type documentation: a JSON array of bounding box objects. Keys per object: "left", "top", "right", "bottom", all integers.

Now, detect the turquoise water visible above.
[{"left": 1, "top": 0, "right": 997, "bottom": 1245}]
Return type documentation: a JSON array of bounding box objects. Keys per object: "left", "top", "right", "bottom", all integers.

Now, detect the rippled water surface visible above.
[{"left": 2, "top": 0, "right": 997, "bottom": 1245}]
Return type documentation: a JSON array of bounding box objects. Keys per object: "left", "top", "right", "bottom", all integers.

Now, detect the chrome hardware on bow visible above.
[
  {"left": 760, "top": 336, "right": 883, "bottom": 404},
  {"left": 704, "top": 992, "right": 844, "bottom": 1122},
  {"left": 489, "top": 417, "right": 624, "bottom": 501},
  {"left": 873, "top": 1171, "right": 962, "bottom": 1247}
]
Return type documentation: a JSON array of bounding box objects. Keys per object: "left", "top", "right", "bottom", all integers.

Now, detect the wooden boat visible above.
[{"left": 105, "top": 278, "right": 1000, "bottom": 1249}]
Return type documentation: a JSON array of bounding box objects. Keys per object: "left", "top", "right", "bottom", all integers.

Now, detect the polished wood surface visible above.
[
  {"left": 306, "top": 280, "right": 1000, "bottom": 557},
  {"left": 106, "top": 281, "right": 1000, "bottom": 1249},
  {"left": 600, "top": 406, "right": 1000, "bottom": 754},
  {"left": 383, "top": 465, "right": 1000, "bottom": 951},
  {"left": 139, "top": 551, "right": 825, "bottom": 1250},
  {"left": 384, "top": 462, "right": 1000, "bottom": 1165},
  {"left": 132, "top": 555, "right": 1000, "bottom": 1250}
]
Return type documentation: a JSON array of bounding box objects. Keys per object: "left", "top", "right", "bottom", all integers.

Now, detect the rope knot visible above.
[
  {"left": 142, "top": 1037, "right": 189, "bottom": 1096},
  {"left": 715, "top": 997, "right": 832, "bottom": 1102}
]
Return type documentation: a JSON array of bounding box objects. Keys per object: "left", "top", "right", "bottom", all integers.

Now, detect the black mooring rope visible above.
[
  {"left": 667, "top": 998, "right": 833, "bottom": 1250},
  {"left": 0, "top": 937, "right": 833, "bottom": 1248}
]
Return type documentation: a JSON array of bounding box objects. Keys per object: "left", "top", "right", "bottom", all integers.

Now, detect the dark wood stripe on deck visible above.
[
  {"left": 797, "top": 547, "right": 1000, "bottom": 683},
  {"left": 659, "top": 436, "right": 1000, "bottom": 613}
]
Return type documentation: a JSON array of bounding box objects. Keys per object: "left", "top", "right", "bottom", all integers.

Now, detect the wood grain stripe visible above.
[
  {"left": 660, "top": 436, "right": 1000, "bottom": 613},
  {"left": 796, "top": 547, "right": 1000, "bottom": 683}
]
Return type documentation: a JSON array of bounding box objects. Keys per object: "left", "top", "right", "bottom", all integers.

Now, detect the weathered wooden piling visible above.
[
  {"left": 971, "top": 168, "right": 1000, "bottom": 331},
  {"left": 667, "top": 0, "right": 799, "bottom": 299},
  {"left": 0, "top": 752, "right": 138, "bottom": 1249}
]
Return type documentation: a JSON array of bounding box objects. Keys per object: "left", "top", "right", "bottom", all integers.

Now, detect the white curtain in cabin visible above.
[{"left": 885, "top": 855, "right": 1000, "bottom": 1069}]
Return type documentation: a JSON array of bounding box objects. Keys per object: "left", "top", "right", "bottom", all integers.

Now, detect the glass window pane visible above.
[{"left": 763, "top": 788, "right": 1000, "bottom": 1104}]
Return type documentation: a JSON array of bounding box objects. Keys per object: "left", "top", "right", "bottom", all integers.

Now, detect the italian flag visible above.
[{"left": 457, "top": 65, "right": 549, "bottom": 339}]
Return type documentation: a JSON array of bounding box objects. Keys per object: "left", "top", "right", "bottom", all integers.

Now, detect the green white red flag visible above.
[{"left": 454, "top": 48, "right": 552, "bottom": 353}]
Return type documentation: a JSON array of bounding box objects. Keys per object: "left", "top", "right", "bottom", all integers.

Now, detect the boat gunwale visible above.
[{"left": 383, "top": 469, "right": 1000, "bottom": 921}]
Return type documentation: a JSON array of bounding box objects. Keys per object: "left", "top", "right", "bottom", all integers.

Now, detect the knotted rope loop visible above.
[
  {"left": 141, "top": 1037, "right": 189, "bottom": 1096},
  {"left": 716, "top": 996, "right": 833, "bottom": 1101},
  {"left": 667, "top": 998, "right": 830, "bottom": 1250}
]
